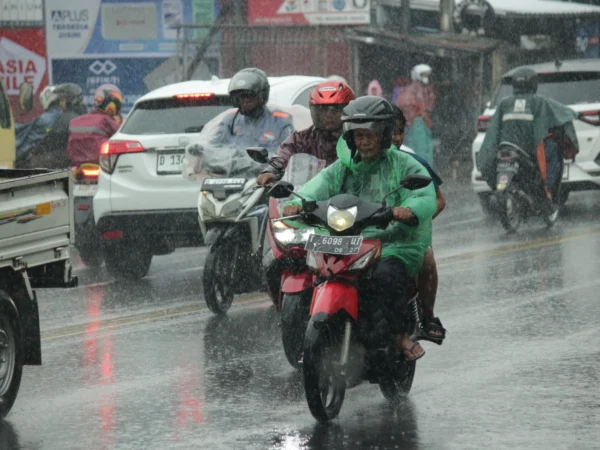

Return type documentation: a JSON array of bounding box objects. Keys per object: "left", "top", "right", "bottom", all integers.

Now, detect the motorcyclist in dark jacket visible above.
[
  {"left": 212, "top": 68, "right": 294, "bottom": 154},
  {"left": 15, "top": 86, "right": 62, "bottom": 166},
  {"left": 479, "top": 68, "right": 579, "bottom": 211},
  {"left": 256, "top": 80, "right": 356, "bottom": 186},
  {"left": 25, "top": 83, "right": 87, "bottom": 169}
]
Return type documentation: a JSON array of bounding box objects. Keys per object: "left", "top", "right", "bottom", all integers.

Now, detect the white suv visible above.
[
  {"left": 471, "top": 60, "right": 600, "bottom": 213},
  {"left": 94, "top": 75, "right": 325, "bottom": 280}
]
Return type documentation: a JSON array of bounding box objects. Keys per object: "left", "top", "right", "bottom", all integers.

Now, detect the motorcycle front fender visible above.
[
  {"left": 281, "top": 271, "right": 313, "bottom": 294},
  {"left": 204, "top": 227, "right": 225, "bottom": 246},
  {"left": 310, "top": 281, "right": 358, "bottom": 321}
]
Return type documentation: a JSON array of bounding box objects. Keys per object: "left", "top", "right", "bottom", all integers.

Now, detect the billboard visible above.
[
  {"left": 0, "top": 28, "right": 47, "bottom": 123},
  {"left": 45, "top": 0, "right": 219, "bottom": 114},
  {"left": 248, "top": 0, "right": 371, "bottom": 26},
  {"left": 0, "top": 0, "right": 43, "bottom": 27}
]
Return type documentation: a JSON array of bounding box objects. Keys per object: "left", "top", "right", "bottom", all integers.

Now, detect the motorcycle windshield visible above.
[
  {"left": 275, "top": 153, "right": 326, "bottom": 213},
  {"left": 183, "top": 104, "right": 313, "bottom": 182}
]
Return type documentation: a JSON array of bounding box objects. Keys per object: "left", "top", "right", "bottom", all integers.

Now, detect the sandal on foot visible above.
[
  {"left": 401, "top": 342, "right": 426, "bottom": 362},
  {"left": 420, "top": 316, "right": 446, "bottom": 345}
]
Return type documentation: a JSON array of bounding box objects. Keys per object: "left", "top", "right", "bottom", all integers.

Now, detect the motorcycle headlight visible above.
[
  {"left": 349, "top": 247, "right": 381, "bottom": 271},
  {"left": 199, "top": 192, "right": 216, "bottom": 218},
  {"left": 327, "top": 206, "right": 357, "bottom": 232},
  {"left": 274, "top": 227, "right": 315, "bottom": 247},
  {"left": 306, "top": 251, "right": 318, "bottom": 270},
  {"left": 220, "top": 199, "right": 242, "bottom": 217}
]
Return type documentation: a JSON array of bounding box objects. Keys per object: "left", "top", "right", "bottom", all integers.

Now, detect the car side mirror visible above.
[
  {"left": 268, "top": 181, "right": 294, "bottom": 199},
  {"left": 19, "top": 82, "right": 34, "bottom": 112},
  {"left": 401, "top": 174, "right": 432, "bottom": 190},
  {"left": 247, "top": 147, "right": 269, "bottom": 164}
]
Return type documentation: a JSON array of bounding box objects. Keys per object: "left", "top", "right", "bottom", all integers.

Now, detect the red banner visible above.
[
  {"left": 0, "top": 28, "right": 47, "bottom": 123},
  {"left": 248, "top": 0, "right": 371, "bottom": 26}
]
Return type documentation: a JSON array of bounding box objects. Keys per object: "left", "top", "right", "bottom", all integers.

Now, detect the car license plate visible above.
[
  {"left": 73, "top": 184, "right": 98, "bottom": 197},
  {"left": 305, "top": 234, "right": 363, "bottom": 255},
  {"left": 157, "top": 152, "right": 185, "bottom": 174},
  {"left": 562, "top": 164, "right": 569, "bottom": 180}
]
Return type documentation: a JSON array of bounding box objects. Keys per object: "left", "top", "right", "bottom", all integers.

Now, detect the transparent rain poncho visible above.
[{"left": 183, "top": 104, "right": 313, "bottom": 183}]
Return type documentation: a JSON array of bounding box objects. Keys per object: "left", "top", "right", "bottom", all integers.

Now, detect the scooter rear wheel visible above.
[
  {"left": 303, "top": 319, "right": 346, "bottom": 422},
  {"left": 379, "top": 358, "right": 416, "bottom": 401},
  {"left": 499, "top": 192, "right": 522, "bottom": 233}
]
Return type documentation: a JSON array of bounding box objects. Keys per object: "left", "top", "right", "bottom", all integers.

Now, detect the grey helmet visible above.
[
  {"left": 511, "top": 68, "right": 538, "bottom": 95},
  {"left": 228, "top": 68, "right": 270, "bottom": 116},
  {"left": 341, "top": 96, "right": 395, "bottom": 158},
  {"left": 53, "top": 83, "right": 84, "bottom": 109}
]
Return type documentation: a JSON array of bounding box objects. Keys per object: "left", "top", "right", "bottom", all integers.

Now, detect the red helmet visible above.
[{"left": 309, "top": 81, "right": 355, "bottom": 106}]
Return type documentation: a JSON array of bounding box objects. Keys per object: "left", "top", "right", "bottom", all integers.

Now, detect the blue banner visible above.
[{"left": 51, "top": 57, "right": 168, "bottom": 114}]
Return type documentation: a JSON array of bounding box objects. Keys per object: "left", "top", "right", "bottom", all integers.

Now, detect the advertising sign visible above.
[
  {"left": 46, "top": 0, "right": 217, "bottom": 57},
  {"left": 0, "top": 0, "right": 43, "bottom": 27},
  {"left": 0, "top": 28, "right": 47, "bottom": 123},
  {"left": 576, "top": 20, "right": 600, "bottom": 58},
  {"left": 51, "top": 57, "right": 168, "bottom": 114},
  {"left": 46, "top": 0, "right": 219, "bottom": 114},
  {"left": 248, "top": 0, "right": 371, "bottom": 26}
]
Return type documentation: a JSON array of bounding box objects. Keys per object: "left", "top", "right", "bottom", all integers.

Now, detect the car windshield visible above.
[
  {"left": 490, "top": 72, "right": 600, "bottom": 107},
  {"left": 182, "top": 104, "right": 313, "bottom": 181},
  {"left": 120, "top": 96, "right": 231, "bottom": 135}
]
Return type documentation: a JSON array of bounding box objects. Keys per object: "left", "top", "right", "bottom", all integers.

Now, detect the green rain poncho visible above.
[
  {"left": 478, "top": 93, "right": 579, "bottom": 186},
  {"left": 289, "top": 138, "right": 436, "bottom": 276}
]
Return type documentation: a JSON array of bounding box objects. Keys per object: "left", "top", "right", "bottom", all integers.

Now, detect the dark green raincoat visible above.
[{"left": 478, "top": 93, "right": 579, "bottom": 186}]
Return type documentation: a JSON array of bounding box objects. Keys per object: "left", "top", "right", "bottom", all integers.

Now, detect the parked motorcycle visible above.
[
  {"left": 260, "top": 153, "right": 326, "bottom": 368},
  {"left": 72, "top": 163, "right": 103, "bottom": 267},
  {"left": 268, "top": 174, "right": 432, "bottom": 422}
]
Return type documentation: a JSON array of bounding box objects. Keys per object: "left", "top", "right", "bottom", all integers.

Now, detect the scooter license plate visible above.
[
  {"left": 305, "top": 234, "right": 363, "bottom": 255},
  {"left": 73, "top": 184, "right": 98, "bottom": 197}
]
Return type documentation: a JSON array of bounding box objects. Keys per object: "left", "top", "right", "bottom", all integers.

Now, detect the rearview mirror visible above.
[
  {"left": 19, "top": 82, "right": 34, "bottom": 112},
  {"left": 268, "top": 181, "right": 294, "bottom": 199},
  {"left": 247, "top": 147, "right": 269, "bottom": 164},
  {"left": 400, "top": 174, "right": 432, "bottom": 190}
]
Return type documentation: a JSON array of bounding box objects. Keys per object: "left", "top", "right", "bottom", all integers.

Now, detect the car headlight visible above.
[
  {"left": 327, "top": 206, "right": 357, "bottom": 232},
  {"left": 274, "top": 227, "right": 315, "bottom": 247}
]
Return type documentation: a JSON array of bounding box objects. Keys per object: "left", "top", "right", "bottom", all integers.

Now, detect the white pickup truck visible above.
[{"left": 0, "top": 168, "right": 77, "bottom": 418}]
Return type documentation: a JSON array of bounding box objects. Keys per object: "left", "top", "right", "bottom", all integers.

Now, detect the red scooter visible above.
[
  {"left": 262, "top": 154, "right": 326, "bottom": 369},
  {"left": 268, "top": 173, "right": 432, "bottom": 422}
]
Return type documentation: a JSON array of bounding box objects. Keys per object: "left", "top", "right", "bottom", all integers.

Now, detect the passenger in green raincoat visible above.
[
  {"left": 478, "top": 68, "right": 579, "bottom": 205},
  {"left": 283, "top": 96, "right": 436, "bottom": 361}
]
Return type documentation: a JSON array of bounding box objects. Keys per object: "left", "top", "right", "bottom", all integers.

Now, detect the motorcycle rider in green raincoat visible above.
[
  {"left": 478, "top": 68, "right": 579, "bottom": 211},
  {"left": 283, "top": 96, "right": 437, "bottom": 361}
]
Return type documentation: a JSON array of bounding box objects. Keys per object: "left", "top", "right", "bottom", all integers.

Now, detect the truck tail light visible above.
[
  {"left": 478, "top": 115, "right": 490, "bottom": 132},
  {"left": 99, "top": 140, "right": 144, "bottom": 174}
]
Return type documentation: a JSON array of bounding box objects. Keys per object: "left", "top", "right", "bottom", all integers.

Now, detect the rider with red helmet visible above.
[{"left": 256, "top": 80, "right": 356, "bottom": 185}]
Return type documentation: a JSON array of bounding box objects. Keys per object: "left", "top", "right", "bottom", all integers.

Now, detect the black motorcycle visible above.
[{"left": 493, "top": 142, "right": 562, "bottom": 233}]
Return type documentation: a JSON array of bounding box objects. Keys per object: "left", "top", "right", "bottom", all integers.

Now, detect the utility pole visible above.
[
  {"left": 440, "top": 0, "right": 454, "bottom": 32},
  {"left": 400, "top": 0, "right": 411, "bottom": 34}
]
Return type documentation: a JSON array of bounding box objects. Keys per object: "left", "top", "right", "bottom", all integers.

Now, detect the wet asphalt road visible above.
[{"left": 2, "top": 184, "right": 600, "bottom": 450}]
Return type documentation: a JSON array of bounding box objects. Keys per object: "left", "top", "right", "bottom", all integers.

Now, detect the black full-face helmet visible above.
[
  {"left": 228, "top": 68, "right": 270, "bottom": 116},
  {"left": 512, "top": 68, "right": 538, "bottom": 95},
  {"left": 341, "top": 96, "right": 395, "bottom": 158}
]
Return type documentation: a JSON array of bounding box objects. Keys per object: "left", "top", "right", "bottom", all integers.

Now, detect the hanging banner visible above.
[
  {"left": 248, "top": 0, "right": 371, "bottom": 26},
  {"left": 0, "top": 28, "right": 47, "bottom": 123}
]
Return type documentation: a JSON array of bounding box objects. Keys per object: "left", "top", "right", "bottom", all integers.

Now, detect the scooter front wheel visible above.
[
  {"left": 203, "top": 241, "right": 239, "bottom": 315},
  {"left": 281, "top": 291, "right": 311, "bottom": 369},
  {"left": 303, "top": 319, "right": 346, "bottom": 422}
]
